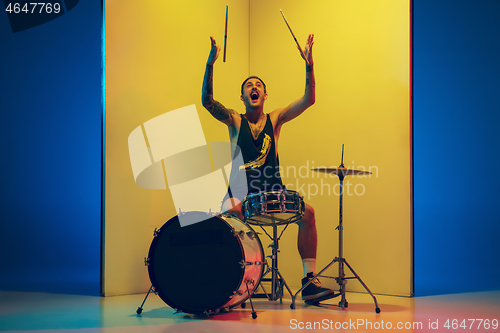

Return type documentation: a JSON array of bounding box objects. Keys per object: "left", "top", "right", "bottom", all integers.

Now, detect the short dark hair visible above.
[{"left": 241, "top": 76, "right": 267, "bottom": 94}]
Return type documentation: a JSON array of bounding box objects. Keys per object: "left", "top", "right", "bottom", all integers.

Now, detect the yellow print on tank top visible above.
[{"left": 240, "top": 133, "right": 271, "bottom": 170}]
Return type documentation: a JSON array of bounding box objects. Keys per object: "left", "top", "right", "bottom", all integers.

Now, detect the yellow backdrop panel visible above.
[
  {"left": 104, "top": 0, "right": 411, "bottom": 297},
  {"left": 249, "top": 0, "right": 411, "bottom": 296},
  {"left": 104, "top": 0, "right": 250, "bottom": 296}
]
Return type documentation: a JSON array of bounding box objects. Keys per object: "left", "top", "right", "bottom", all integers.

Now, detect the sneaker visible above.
[{"left": 301, "top": 272, "right": 336, "bottom": 303}]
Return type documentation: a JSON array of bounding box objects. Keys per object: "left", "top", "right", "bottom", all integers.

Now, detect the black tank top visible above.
[{"left": 226, "top": 114, "right": 284, "bottom": 201}]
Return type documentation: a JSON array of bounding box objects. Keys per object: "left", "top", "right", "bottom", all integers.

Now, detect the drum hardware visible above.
[
  {"left": 259, "top": 220, "right": 292, "bottom": 301},
  {"left": 137, "top": 285, "right": 157, "bottom": 315},
  {"left": 245, "top": 278, "right": 255, "bottom": 285},
  {"left": 246, "top": 231, "right": 259, "bottom": 240},
  {"left": 239, "top": 260, "right": 264, "bottom": 268},
  {"left": 176, "top": 208, "right": 218, "bottom": 216},
  {"left": 250, "top": 214, "right": 290, "bottom": 224},
  {"left": 207, "top": 208, "right": 219, "bottom": 217},
  {"left": 234, "top": 230, "right": 246, "bottom": 238},
  {"left": 290, "top": 145, "right": 380, "bottom": 313},
  {"left": 239, "top": 260, "right": 253, "bottom": 268},
  {"left": 259, "top": 219, "right": 295, "bottom": 303},
  {"left": 144, "top": 258, "right": 150, "bottom": 266},
  {"left": 242, "top": 189, "right": 304, "bottom": 302},
  {"left": 136, "top": 212, "right": 264, "bottom": 318},
  {"left": 243, "top": 190, "right": 305, "bottom": 226},
  {"left": 175, "top": 208, "right": 219, "bottom": 216},
  {"left": 245, "top": 278, "right": 258, "bottom": 319}
]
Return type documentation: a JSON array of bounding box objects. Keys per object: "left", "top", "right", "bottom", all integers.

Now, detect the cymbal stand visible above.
[{"left": 291, "top": 171, "right": 380, "bottom": 313}]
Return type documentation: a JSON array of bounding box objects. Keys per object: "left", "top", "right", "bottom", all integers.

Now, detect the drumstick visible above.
[
  {"left": 223, "top": 5, "right": 228, "bottom": 62},
  {"left": 280, "top": 9, "right": 309, "bottom": 65}
]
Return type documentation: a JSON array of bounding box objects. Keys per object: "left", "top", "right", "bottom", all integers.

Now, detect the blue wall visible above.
[
  {"left": 0, "top": 0, "right": 102, "bottom": 295},
  {"left": 1, "top": 0, "right": 499, "bottom": 297},
  {"left": 414, "top": 0, "right": 500, "bottom": 295}
]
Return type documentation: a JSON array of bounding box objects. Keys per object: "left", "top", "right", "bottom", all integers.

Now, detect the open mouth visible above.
[{"left": 250, "top": 92, "right": 259, "bottom": 101}]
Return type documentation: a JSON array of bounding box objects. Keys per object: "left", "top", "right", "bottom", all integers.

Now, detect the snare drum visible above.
[
  {"left": 242, "top": 189, "right": 305, "bottom": 226},
  {"left": 146, "top": 211, "right": 264, "bottom": 314}
]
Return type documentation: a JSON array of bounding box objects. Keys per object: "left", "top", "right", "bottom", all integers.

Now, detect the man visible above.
[{"left": 201, "top": 35, "right": 334, "bottom": 304}]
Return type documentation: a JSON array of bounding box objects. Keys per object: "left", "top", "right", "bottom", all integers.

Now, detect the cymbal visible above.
[{"left": 311, "top": 167, "right": 372, "bottom": 176}]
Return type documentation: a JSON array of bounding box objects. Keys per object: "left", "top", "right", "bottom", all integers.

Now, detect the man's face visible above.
[{"left": 241, "top": 78, "right": 267, "bottom": 108}]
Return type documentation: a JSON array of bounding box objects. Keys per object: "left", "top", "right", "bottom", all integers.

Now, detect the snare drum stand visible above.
[
  {"left": 253, "top": 217, "right": 295, "bottom": 303},
  {"left": 290, "top": 166, "right": 380, "bottom": 313}
]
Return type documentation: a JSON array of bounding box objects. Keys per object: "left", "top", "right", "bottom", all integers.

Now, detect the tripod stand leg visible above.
[
  {"left": 245, "top": 281, "right": 258, "bottom": 319},
  {"left": 257, "top": 267, "right": 272, "bottom": 300},
  {"left": 343, "top": 259, "right": 381, "bottom": 313},
  {"left": 271, "top": 222, "right": 279, "bottom": 301},
  {"left": 339, "top": 260, "right": 347, "bottom": 309},
  {"left": 291, "top": 257, "right": 340, "bottom": 309},
  {"left": 274, "top": 268, "right": 294, "bottom": 304},
  {"left": 136, "top": 285, "right": 154, "bottom": 314},
  {"left": 271, "top": 257, "right": 278, "bottom": 301}
]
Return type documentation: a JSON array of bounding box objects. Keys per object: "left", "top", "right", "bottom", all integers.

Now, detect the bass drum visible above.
[{"left": 147, "top": 211, "right": 264, "bottom": 314}]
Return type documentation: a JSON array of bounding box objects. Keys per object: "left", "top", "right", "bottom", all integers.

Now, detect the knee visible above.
[
  {"left": 222, "top": 198, "right": 243, "bottom": 220},
  {"left": 298, "top": 203, "right": 315, "bottom": 228},
  {"left": 306, "top": 204, "right": 315, "bottom": 217},
  {"left": 228, "top": 208, "right": 243, "bottom": 220}
]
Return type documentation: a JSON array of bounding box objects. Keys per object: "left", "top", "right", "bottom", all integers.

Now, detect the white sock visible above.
[{"left": 302, "top": 258, "right": 316, "bottom": 277}]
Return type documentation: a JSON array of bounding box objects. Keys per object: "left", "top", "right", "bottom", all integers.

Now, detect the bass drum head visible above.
[{"left": 148, "top": 212, "right": 246, "bottom": 314}]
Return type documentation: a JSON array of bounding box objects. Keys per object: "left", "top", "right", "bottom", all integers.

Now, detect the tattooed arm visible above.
[
  {"left": 202, "top": 37, "right": 236, "bottom": 126},
  {"left": 272, "top": 34, "right": 316, "bottom": 126}
]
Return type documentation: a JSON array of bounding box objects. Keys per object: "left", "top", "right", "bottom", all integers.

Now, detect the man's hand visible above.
[
  {"left": 207, "top": 36, "right": 221, "bottom": 66},
  {"left": 272, "top": 33, "right": 315, "bottom": 126},
  {"left": 299, "top": 34, "right": 314, "bottom": 66},
  {"left": 202, "top": 36, "right": 235, "bottom": 126}
]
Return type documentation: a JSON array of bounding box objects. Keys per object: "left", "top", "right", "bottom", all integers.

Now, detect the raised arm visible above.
[
  {"left": 202, "top": 37, "right": 237, "bottom": 126},
  {"left": 273, "top": 34, "right": 315, "bottom": 125}
]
